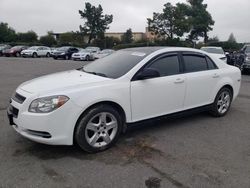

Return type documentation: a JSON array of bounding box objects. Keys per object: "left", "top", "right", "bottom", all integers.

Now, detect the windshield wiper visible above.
[{"left": 81, "top": 68, "right": 107, "bottom": 77}]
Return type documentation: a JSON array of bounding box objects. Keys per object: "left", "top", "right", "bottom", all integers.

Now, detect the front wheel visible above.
[
  {"left": 46, "top": 53, "right": 50, "bottom": 57},
  {"left": 75, "top": 105, "right": 123, "bottom": 153},
  {"left": 32, "top": 52, "right": 38, "bottom": 58},
  {"left": 210, "top": 87, "right": 232, "bottom": 117}
]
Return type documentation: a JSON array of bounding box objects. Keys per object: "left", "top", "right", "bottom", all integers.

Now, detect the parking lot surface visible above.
[{"left": 0, "top": 57, "right": 250, "bottom": 188}]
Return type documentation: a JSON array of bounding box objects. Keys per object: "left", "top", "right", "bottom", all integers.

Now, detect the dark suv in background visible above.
[
  {"left": 233, "top": 45, "right": 250, "bottom": 73},
  {"left": 52, "top": 46, "right": 79, "bottom": 60}
]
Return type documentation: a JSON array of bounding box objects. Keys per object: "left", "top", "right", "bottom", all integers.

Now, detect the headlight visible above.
[
  {"left": 61, "top": 52, "right": 65, "bottom": 55},
  {"left": 29, "top": 95, "right": 69, "bottom": 113},
  {"left": 246, "top": 57, "right": 250, "bottom": 61}
]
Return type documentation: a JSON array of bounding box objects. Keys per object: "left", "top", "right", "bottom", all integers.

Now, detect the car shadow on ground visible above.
[{"left": 12, "top": 111, "right": 211, "bottom": 165}]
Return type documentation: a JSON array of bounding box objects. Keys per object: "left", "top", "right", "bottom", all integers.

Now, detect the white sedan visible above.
[
  {"left": 7, "top": 47, "right": 241, "bottom": 152},
  {"left": 72, "top": 49, "right": 95, "bottom": 61},
  {"left": 21, "top": 46, "right": 51, "bottom": 58}
]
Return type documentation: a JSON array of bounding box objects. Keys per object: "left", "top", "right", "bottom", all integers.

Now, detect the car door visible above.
[
  {"left": 40, "top": 47, "right": 47, "bottom": 56},
  {"left": 182, "top": 52, "right": 220, "bottom": 109},
  {"left": 131, "top": 53, "right": 186, "bottom": 122},
  {"left": 37, "top": 47, "right": 43, "bottom": 56}
]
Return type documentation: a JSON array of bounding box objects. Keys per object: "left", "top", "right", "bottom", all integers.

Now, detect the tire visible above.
[
  {"left": 53, "top": 57, "right": 58, "bottom": 60},
  {"left": 85, "top": 55, "right": 90, "bottom": 61},
  {"left": 32, "top": 52, "right": 38, "bottom": 58},
  {"left": 75, "top": 105, "right": 123, "bottom": 153},
  {"left": 46, "top": 53, "right": 50, "bottom": 57},
  {"left": 65, "top": 55, "right": 70, "bottom": 60},
  {"left": 210, "top": 87, "right": 232, "bottom": 117},
  {"left": 15, "top": 52, "right": 20, "bottom": 57}
]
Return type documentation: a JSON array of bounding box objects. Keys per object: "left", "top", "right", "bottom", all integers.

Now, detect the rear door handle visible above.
[
  {"left": 174, "top": 78, "right": 185, "bottom": 84},
  {"left": 212, "top": 73, "right": 220, "bottom": 78}
]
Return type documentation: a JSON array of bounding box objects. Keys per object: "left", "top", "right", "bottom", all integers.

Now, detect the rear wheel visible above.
[
  {"left": 15, "top": 52, "right": 20, "bottom": 57},
  {"left": 75, "top": 105, "right": 123, "bottom": 153},
  {"left": 46, "top": 53, "right": 50, "bottom": 57},
  {"left": 210, "top": 87, "right": 232, "bottom": 117}
]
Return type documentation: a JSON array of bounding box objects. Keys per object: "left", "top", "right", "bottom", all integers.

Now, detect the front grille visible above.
[
  {"left": 12, "top": 92, "right": 26, "bottom": 104},
  {"left": 9, "top": 105, "right": 19, "bottom": 118}
]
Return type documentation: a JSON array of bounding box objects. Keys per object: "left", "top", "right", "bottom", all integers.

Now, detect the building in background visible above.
[{"left": 51, "top": 27, "right": 157, "bottom": 44}]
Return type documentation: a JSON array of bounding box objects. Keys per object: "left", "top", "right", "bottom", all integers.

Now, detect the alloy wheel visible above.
[
  {"left": 217, "top": 91, "right": 231, "bottom": 114},
  {"left": 85, "top": 112, "right": 118, "bottom": 148}
]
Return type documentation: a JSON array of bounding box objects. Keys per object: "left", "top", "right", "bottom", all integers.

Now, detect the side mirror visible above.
[{"left": 136, "top": 68, "right": 160, "bottom": 80}]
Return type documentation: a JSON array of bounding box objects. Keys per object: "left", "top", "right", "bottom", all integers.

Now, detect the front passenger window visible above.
[{"left": 148, "top": 55, "right": 180, "bottom": 77}]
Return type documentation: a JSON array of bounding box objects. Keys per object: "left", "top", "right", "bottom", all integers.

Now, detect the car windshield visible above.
[
  {"left": 245, "top": 46, "right": 250, "bottom": 53},
  {"left": 28, "top": 47, "right": 39, "bottom": 50},
  {"left": 80, "top": 50, "right": 147, "bottom": 79},
  {"left": 201, "top": 47, "right": 224, "bottom": 54},
  {"left": 57, "top": 47, "right": 70, "bottom": 51},
  {"left": 80, "top": 49, "right": 88, "bottom": 53},
  {"left": 11, "top": 46, "right": 22, "bottom": 50}
]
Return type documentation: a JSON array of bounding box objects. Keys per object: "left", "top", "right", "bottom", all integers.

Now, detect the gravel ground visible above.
[{"left": 0, "top": 56, "right": 250, "bottom": 188}]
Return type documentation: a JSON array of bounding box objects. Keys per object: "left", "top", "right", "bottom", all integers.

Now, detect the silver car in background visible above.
[{"left": 201, "top": 46, "right": 227, "bottom": 62}]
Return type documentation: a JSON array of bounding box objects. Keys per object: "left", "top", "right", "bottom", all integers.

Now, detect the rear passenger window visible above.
[
  {"left": 148, "top": 55, "right": 180, "bottom": 77},
  {"left": 206, "top": 57, "right": 217, "bottom": 70},
  {"left": 183, "top": 55, "right": 208, "bottom": 73}
]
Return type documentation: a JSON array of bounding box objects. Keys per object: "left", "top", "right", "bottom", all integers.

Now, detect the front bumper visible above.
[
  {"left": 21, "top": 53, "right": 32, "bottom": 57},
  {"left": 7, "top": 89, "right": 83, "bottom": 145},
  {"left": 72, "top": 56, "right": 86, "bottom": 60},
  {"left": 242, "top": 63, "right": 250, "bottom": 70}
]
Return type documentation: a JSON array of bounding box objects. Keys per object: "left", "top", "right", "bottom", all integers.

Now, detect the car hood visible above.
[
  {"left": 22, "top": 50, "right": 35, "bottom": 53},
  {"left": 18, "top": 70, "right": 110, "bottom": 94},
  {"left": 73, "top": 52, "right": 88, "bottom": 55}
]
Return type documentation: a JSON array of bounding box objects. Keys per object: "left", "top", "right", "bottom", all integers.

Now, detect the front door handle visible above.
[
  {"left": 212, "top": 73, "right": 220, "bottom": 78},
  {"left": 174, "top": 78, "right": 184, "bottom": 84}
]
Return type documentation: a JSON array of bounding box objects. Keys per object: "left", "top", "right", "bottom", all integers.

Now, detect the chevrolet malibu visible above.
[{"left": 7, "top": 47, "right": 241, "bottom": 153}]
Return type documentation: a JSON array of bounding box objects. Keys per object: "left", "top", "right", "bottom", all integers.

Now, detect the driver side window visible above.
[{"left": 147, "top": 55, "right": 180, "bottom": 77}]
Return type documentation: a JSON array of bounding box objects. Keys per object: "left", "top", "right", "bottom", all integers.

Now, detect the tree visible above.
[
  {"left": 147, "top": 2, "right": 189, "bottom": 39},
  {"left": 228, "top": 33, "right": 237, "bottom": 43},
  {"left": 17, "top": 31, "right": 38, "bottom": 43},
  {"left": 185, "top": 0, "right": 214, "bottom": 43},
  {"left": 121, "top": 28, "right": 133, "bottom": 43},
  {"left": 39, "top": 33, "right": 57, "bottom": 47},
  {"left": 208, "top": 36, "right": 219, "bottom": 43},
  {"left": 79, "top": 2, "right": 113, "bottom": 44},
  {"left": 0, "top": 22, "right": 17, "bottom": 42}
]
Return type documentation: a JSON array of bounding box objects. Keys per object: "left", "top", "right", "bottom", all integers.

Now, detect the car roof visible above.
[
  {"left": 201, "top": 46, "right": 223, "bottom": 49},
  {"left": 120, "top": 46, "right": 208, "bottom": 56}
]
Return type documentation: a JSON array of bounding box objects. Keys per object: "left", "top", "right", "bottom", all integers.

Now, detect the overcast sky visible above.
[{"left": 0, "top": 0, "right": 250, "bottom": 42}]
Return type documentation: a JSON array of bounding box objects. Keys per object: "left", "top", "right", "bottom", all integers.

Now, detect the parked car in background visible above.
[
  {"left": 201, "top": 46, "right": 227, "bottom": 62},
  {"left": 95, "top": 49, "right": 115, "bottom": 59},
  {"left": 72, "top": 49, "right": 95, "bottom": 61},
  {"left": 86, "top": 47, "right": 101, "bottom": 53},
  {"left": 234, "top": 45, "right": 250, "bottom": 73},
  {"left": 50, "top": 48, "right": 58, "bottom": 56},
  {"left": 52, "top": 46, "right": 79, "bottom": 60},
  {"left": 2, "top": 46, "right": 28, "bottom": 57},
  {"left": 7, "top": 47, "right": 241, "bottom": 152},
  {"left": 0, "top": 44, "right": 11, "bottom": 56},
  {"left": 21, "top": 46, "right": 51, "bottom": 58}
]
